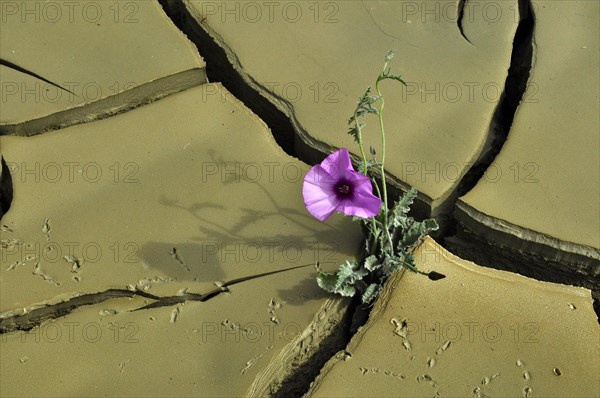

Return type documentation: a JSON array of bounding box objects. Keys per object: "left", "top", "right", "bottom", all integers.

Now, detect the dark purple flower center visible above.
[{"left": 335, "top": 180, "right": 353, "bottom": 198}]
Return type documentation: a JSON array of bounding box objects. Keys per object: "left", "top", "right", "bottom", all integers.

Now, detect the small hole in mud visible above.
[{"left": 553, "top": 368, "right": 561, "bottom": 376}]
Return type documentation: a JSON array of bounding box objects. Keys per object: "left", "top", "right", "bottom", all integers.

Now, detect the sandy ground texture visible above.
[
  {"left": 306, "top": 237, "right": 600, "bottom": 397},
  {"left": 0, "top": 84, "right": 362, "bottom": 396},
  {"left": 456, "top": 1, "right": 600, "bottom": 274},
  {"left": 0, "top": 0, "right": 206, "bottom": 136},
  {"left": 1, "top": 0, "right": 599, "bottom": 397}
]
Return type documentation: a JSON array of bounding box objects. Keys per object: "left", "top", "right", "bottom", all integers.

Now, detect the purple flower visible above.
[{"left": 302, "top": 148, "right": 382, "bottom": 221}]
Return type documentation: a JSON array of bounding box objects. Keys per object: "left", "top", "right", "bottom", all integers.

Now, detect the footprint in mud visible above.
[
  {"left": 435, "top": 340, "right": 452, "bottom": 355},
  {"left": 390, "top": 317, "right": 413, "bottom": 352},
  {"left": 267, "top": 297, "right": 282, "bottom": 324}
]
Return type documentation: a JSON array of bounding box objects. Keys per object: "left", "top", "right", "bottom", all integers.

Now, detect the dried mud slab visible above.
[
  {"left": 0, "top": 83, "right": 363, "bottom": 396},
  {"left": 173, "top": 0, "right": 518, "bottom": 219},
  {"left": 307, "top": 237, "right": 600, "bottom": 397},
  {"left": 453, "top": 2, "right": 599, "bottom": 288},
  {"left": 0, "top": 0, "right": 206, "bottom": 136},
  {"left": 1, "top": 292, "right": 351, "bottom": 397}
]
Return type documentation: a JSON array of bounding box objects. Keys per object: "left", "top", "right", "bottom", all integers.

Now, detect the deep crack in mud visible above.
[{"left": 451, "top": 0, "right": 535, "bottom": 203}]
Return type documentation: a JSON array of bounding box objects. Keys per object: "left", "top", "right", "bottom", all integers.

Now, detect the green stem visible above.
[
  {"left": 354, "top": 111, "right": 380, "bottom": 254},
  {"left": 369, "top": 235, "right": 377, "bottom": 256},
  {"left": 353, "top": 111, "right": 368, "bottom": 174},
  {"left": 371, "top": 176, "right": 382, "bottom": 205},
  {"left": 369, "top": 176, "right": 387, "bottom": 255},
  {"left": 372, "top": 218, "right": 386, "bottom": 229},
  {"left": 375, "top": 74, "right": 393, "bottom": 254},
  {"left": 398, "top": 259, "right": 430, "bottom": 276}
]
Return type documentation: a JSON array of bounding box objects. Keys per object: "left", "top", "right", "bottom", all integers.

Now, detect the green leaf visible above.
[
  {"left": 390, "top": 187, "right": 417, "bottom": 228},
  {"left": 356, "top": 87, "right": 380, "bottom": 107},
  {"left": 358, "top": 163, "right": 367, "bottom": 175},
  {"left": 423, "top": 218, "right": 439, "bottom": 232},
  {"left": 316, "top": 260, "right": 372, "bottom": 299},
  {"left": 338, "top": 284, "right": 357, "bottom": 297},
  {"left": 396, "top": 187, "right": 417, "bottom": 213},
  {"left": 347, "top": 123, "right": 366, "bottom": 144},
  {"left": 336, "top": 260, "right": 355, "bottom": 287},
  {"left": 351, "top": 87, "right": 380, "bottom": 120},
  {"left": 399, "top": 251, "right": 415, "bottom": 265},
  {"left": 365, "top": 95, "right": 381, "bottom": 105},
  {"left": 356, "top": 107, "right": 377, "bottom": 118},
  {"left": 398, "top": 218, "right": 439, "bottom": 250},
  {"left": 336, "top": 260, "right": 368, "bottom": 290},
  {"left": 364, "top": 255, "right": 380, "bottom": 272},
  {"left": 357, "top": 158, "right": 381, "bottom": 176},
  {"left": 366, "top": 159, "right": 381, "bottom": 169},
  {"left": 316, "top": 272, "right": 338, "bottom": 293},
  {"left": 361, "top": 283, "right": 381, "bottom": 304},
  {"left": 359, "top": 86, "right": 373, "bottom": 102},
  {"left": 382, "top": 254, "right": 402, "bottom": 277},
  {"left": 385, "top": 50, "right": 395, "bottom": 62}
]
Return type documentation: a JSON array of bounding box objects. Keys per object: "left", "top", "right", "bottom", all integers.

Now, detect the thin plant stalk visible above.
[
  {"left": 353, "top": 109, "right": 380, "bottom": 253},
  {"left": 375, "top": 69, "right": 393, "bottom": 254}
]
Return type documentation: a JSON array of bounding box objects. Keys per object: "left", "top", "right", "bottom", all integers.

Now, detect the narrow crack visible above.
[
  {"left": 457, "top": 0, "right": 472, "bottom": 44},
  {"left": 0, "top": 263, "right": 312, "bottom": 334},
  {"left": 0, "top": 59, "right": 78, "bottom": 97},
  {"left": 0, "top": 156, "right": 14, "bottom": 220}
]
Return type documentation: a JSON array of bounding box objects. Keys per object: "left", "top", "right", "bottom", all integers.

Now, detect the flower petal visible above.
[
  {"left": 349, "top": 173, "right": 383, "bottom": 218},
  {"left": 337, "top": 190, "right": 382, "bottom": 219},
  {"left": 304, "top": 194, "right": 340, "bottom": 221},
  {"left": 320, "top": 148, "right": 354, "bottom": 177},
  {"left": 302, "top": 148, "right": 382, "bottom": 221},
  {"left": 303, "top": 164, "right": 339, "bottom": 221},
  {"left": 348, "top": 171, "right": 373, "bottom": 188}
]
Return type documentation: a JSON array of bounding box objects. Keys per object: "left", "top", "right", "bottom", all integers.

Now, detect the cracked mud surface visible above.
[
  {"left": 173, "top": 0, "right": 520, "bottom": 221},
  {"left": 307, "top": 238, "right": 600, "bottom": 397},
  {"left": 1, "top": 0, "right": 599, "bottom": 396},
  {"left": 451, "top": 1, "right": 600, "bottom": 297},
  {"left": 0, "top": 1, "right": 206, "bottom": 136},
  {"left": 0, "top": 83, "right": 363, "bottom": 396}
]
